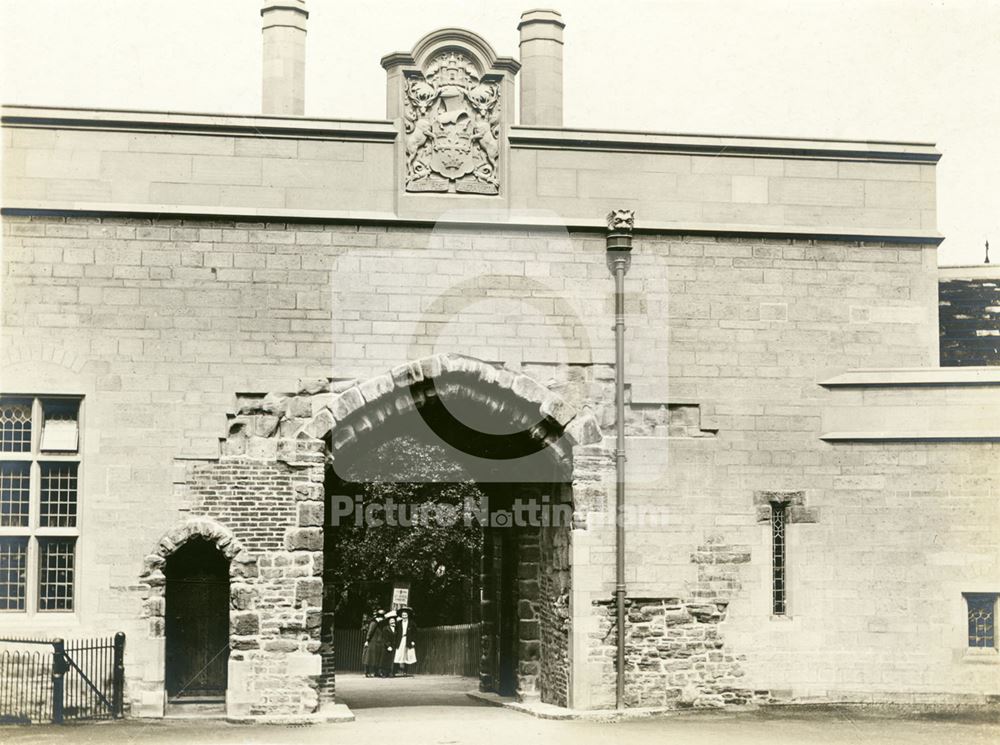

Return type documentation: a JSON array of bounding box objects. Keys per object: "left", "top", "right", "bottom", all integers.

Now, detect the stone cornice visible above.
[
  {"left": 0, "top": 105, "right": 397, "bottom": 142},
  {"left": 510, "top": 126, "right": 941, "bottom": 163},
  {"left": 2, "top": 107, "right": 941, "bottom": 162},
  {"left": 379, "top": 52, "right": 416, "bottom": 70},
  {"left": 820, "top": 367, "right": 1000, "bottom": 442},
  {"left": 938, "top": 265, "right": 1000, "bottom": 279},
  {"left": 820, "top": 431, "right": 1000, "bottom": 441},
  {"left": 820, "top": 367, "right": 1000, "bottom": 387},
  {"left": 0, "top": 201, "right": 943, "bottom": 245},
  {"left": 260, "top": 3, "right": 309, "bottom": 18}
]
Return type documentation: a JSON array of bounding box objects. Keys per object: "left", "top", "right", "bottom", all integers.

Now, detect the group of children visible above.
[{"left": 362, "top": 606, "right": 418, "bottom": 678}]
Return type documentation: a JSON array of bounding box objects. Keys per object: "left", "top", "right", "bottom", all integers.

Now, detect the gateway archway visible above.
[
  {"left": 325, "top": 441, "right": 572, "bottom": 702},
  {"left": 146, "top": 353, "right": 603, "bottom": 718},
  {"left": 318, "top": 354, "right": 584, "bottom": 704}
]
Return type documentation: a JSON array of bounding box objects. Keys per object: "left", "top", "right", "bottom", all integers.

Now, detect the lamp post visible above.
[{"left": 606, "top": 208, "right": 634, "bottom": 710}]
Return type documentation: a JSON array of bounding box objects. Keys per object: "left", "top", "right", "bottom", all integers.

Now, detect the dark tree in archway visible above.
[{"left": 328, "top": 435, "right": 484, "bottom": 627}]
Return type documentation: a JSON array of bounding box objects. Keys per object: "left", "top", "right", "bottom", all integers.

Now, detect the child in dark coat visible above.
[{"left": 380, "top": 611, "right": 398, "bottom": 677}]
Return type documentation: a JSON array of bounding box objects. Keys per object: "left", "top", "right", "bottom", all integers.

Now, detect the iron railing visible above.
[
  {"left": 0, "top": 643, "right": 51, "bottom": 724},
  {"left": 0, "top": 632, "right": 125, "bottom": 724}
]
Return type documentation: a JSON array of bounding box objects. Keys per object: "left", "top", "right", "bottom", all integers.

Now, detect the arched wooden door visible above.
[{"left": 164, "top": 538, "right": 230, "bottom": 700}]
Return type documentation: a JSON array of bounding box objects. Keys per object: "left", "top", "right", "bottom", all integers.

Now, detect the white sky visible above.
[{"left": 2, "top": 0, "right": 998, "bottom": 265}]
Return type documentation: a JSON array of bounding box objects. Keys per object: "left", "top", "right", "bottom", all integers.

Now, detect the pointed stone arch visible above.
[
  {"left": 207, "top": 354, "right": 608, "bottom": 713},
  {"left": 143, "top": 518, "right": 246, "bottom": 568},
  {"left": 138, "top": 518, "right": 253, "bottom": 639},
  {"left": 293, "top": 353, "right": 602, "bottom": 463}
]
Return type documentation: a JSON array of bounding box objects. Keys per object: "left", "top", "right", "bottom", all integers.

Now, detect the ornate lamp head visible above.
[{"left": 606, "top": 209, "right": 635, "bottom": 274}]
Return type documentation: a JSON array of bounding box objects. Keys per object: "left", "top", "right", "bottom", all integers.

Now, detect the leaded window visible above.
[
  {"left": 771, "top": 502, "right": 787, "bottom": 615},
  {"left": 0, "top": 399, "right": 32, "bottom": 453},
  {"left": 0, "top": 395, "right": 81, "bottom": 613},
  {"left": 40, "top": 463, "right": 78, "bottom": 528},
  {"left": 965, "top": 593, "right": 997, "bottom": 649},
  {"left": 38, "top": 538, "right": 75, "bottom": 611},
  {"left": 1, "top": 461, "right": 31, "bottom": 527},
  {"left": 0, "top": 537, "right": 28, "bottom": 611}
]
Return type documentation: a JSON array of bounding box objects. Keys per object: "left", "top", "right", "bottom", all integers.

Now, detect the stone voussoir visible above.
[
  {"left": 296, "top": 407, "right": 336, "bottom": 440},
  {"left": 390, "top": 360, "right": 425, "bottom": 388},
  {"left": 439, "top": 352, "right": 486, "bottom": 377},
  {"left": 330, "top": 378, "right": 358, "bottom": 394},
  {"left": 564, "top": 408, "right": 602, "bottom": 446},
  {"left": 330, "top": 386, "right": 365, "bottom": 421},
  {"left": 494, "top": 366, "right": 516, "bottom": 390},
  {"left": 540, "top": 393, "right": 577, "bottom": 428},
  {"left": 512, "top": 374, "right": 549, "bottom": 404},
  {"left": 359, "top": 372, "right": 394, "bottom": 403},
  {"left": 417, "top": 354, "right": 443, "bottom": 379}
]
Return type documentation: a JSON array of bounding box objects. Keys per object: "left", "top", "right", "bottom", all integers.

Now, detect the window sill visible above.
[
  {"left": 0, "top": 611, "right": 80, "bottom": 626},
  {"left": 962, "top": 647, "right": 1000, "bottom": 664}
]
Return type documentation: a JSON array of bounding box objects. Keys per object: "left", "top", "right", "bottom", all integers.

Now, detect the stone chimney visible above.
[
  {"left": 261, "top": 0, "right": 308, "bottom": 116},
  {"left": 517, "top": 9, "right": 564, "bottom": 126}
]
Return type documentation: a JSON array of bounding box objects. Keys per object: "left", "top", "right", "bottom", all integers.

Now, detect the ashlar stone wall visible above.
[{"left": 3, "top": 213, "right": 982, "bottom": 713}]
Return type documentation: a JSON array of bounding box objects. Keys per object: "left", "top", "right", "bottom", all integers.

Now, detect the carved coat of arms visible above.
[{"left": 403, "top": 51, "right": 501, "bottom": 194}]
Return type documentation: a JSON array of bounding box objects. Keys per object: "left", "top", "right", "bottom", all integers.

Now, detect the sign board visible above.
[
  {"left": 391, "top": 586, "right": 410, "bottom": 609},
  {"left": 41, "top": 418, "right": 79, "bottom": 452}
]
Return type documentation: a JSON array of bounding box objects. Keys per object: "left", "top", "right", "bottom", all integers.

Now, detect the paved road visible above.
[
  {"left": 3, "top": 674, "right": 998, "bottom": 745},
  {"left": 336, "top": 671, "right": 486, "bottom": 709}
]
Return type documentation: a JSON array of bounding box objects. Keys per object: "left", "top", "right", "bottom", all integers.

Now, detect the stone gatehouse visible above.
[{"left": 1, "top": 4, "right": 998, "bottom": 721}]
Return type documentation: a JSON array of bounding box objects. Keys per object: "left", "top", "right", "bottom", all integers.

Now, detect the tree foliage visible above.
[{"left": 327, "top": 435, "right": 484, "bottom": 627}]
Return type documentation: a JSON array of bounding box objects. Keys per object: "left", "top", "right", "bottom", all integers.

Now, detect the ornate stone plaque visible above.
[{"left": 403, "top": 51, "right": 501, "bottom": 195}]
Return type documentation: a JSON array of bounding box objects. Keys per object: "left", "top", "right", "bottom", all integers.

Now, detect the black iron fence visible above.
[
  {"left": 0, "top": 633, "right": 125, "bottom": 724},
  {"left": 0, "top": 643, "right": 51, "bottom": 724},
  {"left": 334, "top": 623, "right": 480, "bottom": 677}
]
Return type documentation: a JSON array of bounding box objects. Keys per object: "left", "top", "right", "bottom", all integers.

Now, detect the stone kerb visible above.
[{"left": 221, "top": 353, "right": 603, "bottom": 467}]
